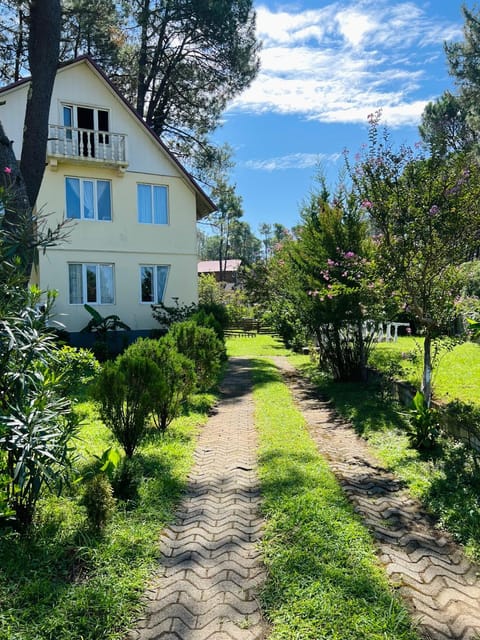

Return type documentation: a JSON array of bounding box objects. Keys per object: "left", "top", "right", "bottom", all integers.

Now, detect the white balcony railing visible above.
[{"left": 47, "top": 124, "right": 128, "bottom": 167}]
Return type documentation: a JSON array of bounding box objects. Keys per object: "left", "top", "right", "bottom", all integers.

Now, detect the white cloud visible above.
[
  {"left": 230, "top": 1, "right": 462, "bottom": 126},
  {"left": 245, "top": 152, "right": 341, "bottom": 171}
]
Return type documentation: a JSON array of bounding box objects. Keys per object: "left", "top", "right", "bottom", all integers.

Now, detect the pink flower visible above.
[
  {"left": 4, "top": 167, "right": 11, "bottom": 174},
  {"left": 327, "top": 258, "right": 335, "bottom": 266},
  {"left": 344, "top": 251, "right": 355, "bottom": 259},
  {"left": 429, "top": 205, "right": 440, "bottom": 216},
  {"left": 361, "top": 199, "right": 373, "bottom": 209}
]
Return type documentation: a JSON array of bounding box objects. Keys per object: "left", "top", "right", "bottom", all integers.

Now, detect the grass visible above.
[
  {"left": 226, "top": 333, "right": 292, "bottom": 357},
  {"left": 0, "top": 394, "right": 213, "bottom": 640},
  {"left": 252, "top": 357, "right": 419, "bottom": 639},
  {"left": 370, "top": 336, "right": 480, "bottom": 404}
]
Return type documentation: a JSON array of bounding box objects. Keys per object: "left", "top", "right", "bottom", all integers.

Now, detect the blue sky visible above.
[{"left": 212, "top": 0, "right": 466, "bottom": 234}]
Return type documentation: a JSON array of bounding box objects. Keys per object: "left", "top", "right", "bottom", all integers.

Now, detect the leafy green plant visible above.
[
  {"left": 111, "top": 456, "right": 143, "bottom": 502},
  {"left": 81, "top": 304, "right": 131, "bottom": 360},
  {"left": 0, "top": 300, "right": 80, "bottom": 530},
  {"left": 0, "top": 370, "right": 81, "bottom": 530},
  {"left": 170, "top": 321, "right": 225, "bottom": 392},
  {"left": 94, "top": 353, "right": 157, "bottom": 457},
  {"left": 81, "top": 304, "right": 131, "bottom": 336},
  {"left": 404, "top": 391, "right": 440, "bottom": 451},
  {"left": 151, "top": 300, "right": 197, "bottom": 330},
  {"left": 80, "top": 473, "right": 116, "bottom": 531},
  {"left": 50, "top": 345, "right": 100, "bottom": 397},
  {"left": 125, "top": 337, "right": 196, "bottom": 432}
]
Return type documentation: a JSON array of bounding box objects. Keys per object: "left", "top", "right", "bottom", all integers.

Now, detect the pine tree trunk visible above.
[{"left": 20, "top": 0, "right": 61, "bottom": 209}]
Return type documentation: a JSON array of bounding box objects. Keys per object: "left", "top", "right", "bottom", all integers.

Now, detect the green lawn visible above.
[{"left": 370, "top": 336, "right": 480, "bottom": 404}]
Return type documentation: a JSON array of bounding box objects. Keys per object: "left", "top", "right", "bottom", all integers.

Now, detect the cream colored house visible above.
[{"left": 0, "top": 56, "right": 215, "bottom": 340}]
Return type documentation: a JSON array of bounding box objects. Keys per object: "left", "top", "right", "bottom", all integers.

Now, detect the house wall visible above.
[{"left": 1, "top": 60, "right": 201, "bottom": 333}]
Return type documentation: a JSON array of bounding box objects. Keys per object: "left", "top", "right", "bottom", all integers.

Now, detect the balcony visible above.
[{"left": 47, "top": 124, "right": 128, "bottom": 170}]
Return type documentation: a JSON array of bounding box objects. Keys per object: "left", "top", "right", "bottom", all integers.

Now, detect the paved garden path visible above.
[
  {"left": 127, "top": 358, "right": 267, "bottom": 640},
  {"left": 273, "top": 355, "right": 480, "bottom": 640},
  {"left": 127, "top": 355, "right": 480, "bottom": 640}
]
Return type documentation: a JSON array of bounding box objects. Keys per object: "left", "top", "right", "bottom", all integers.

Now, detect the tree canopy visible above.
[{"left": 0, "top": 0, "right": 261, "bottom": 171}]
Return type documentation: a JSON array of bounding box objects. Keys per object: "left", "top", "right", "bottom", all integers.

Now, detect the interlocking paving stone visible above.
[
  {"left": 273, "top": 356, "right": 480, "bottom": 640},
  {"left": 126, "top": 358, "right": 267, "bottom": 640}
]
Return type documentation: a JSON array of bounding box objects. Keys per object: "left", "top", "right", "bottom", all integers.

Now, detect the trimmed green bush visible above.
[
  {"left": 94, "top": 353, "right": 157, "bottom": 457},
  {"left": 50, "top": 345, "right": 100, "bottom": 397},
  {"left": 81, "top": 474, "right": 116, "bottom": 531},
  {"left": 111, "top": 456, "right": 143, "bottom": 502},
  {"left": 126, "top": 337, "right": 196, "bottom": 432},
  {"left": 170, "top": 321, "right": 225, "bottom": 392}
]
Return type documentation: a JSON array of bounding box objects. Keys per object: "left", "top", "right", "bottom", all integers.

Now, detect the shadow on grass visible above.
[
  {"left": 421, "top": 439, "right": 480, "bottom": 557},
  {"left": 258, "top": 449, "right": 321, "bottom": 498}
]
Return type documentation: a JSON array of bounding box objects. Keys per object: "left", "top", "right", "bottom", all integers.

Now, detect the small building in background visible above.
[{"left": 198, "top": 259, "right": 242, "bottom": 288}]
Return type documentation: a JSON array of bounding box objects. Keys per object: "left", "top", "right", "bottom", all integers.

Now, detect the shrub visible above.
[
  {"left": 151, "top": 300, "right": 197, "bottom": 331},
  {"left": 403, "top": 391, "right": 441, "bottom": 451},
  {"left": 81, "top": 474, "right": 116, "bottom": 531},
  {"left": 94, "top": 353, "right": 157, "bottom": 457},
  {"left": 111, "top": 457, "right": 143, "bottom": 502},
  {"left": 125, "top": 337, "right": 196, "bottom": 432},
  {"left": 190, "top": 308, "right": 225, "bottom": 341},
  {"left": 0, "top": 301, "right": 80, "bottom": 529},
  {"left": 50, "top": 345, "right": 100, "bottom": 397},
  {"left": 169, "top": 321, "right": 225, "bottom": 391}
]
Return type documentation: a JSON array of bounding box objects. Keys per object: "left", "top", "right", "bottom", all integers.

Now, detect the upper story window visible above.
[
  {"left": 69, "top": 263, "right": 115, "bottom": 305},
  {"left": 66, "top": 177, "right": 112, "bottom": 221},
  {"left": 63, "top": 104, "right": 109, "bottom": 136},
  {"left": 137, "top": 184, "right": 169, "bottom": 225},
  {"left": 63, "top": 104, "right": 110, "bottom": 157}
]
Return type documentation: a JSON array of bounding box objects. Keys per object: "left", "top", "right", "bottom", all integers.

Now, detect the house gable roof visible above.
[{"left": 0, "top": 55, "right": 216, "bottom": 220}]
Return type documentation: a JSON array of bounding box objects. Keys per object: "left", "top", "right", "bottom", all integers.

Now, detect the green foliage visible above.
[
  {"left": 419, "top": 91, "right": 475, "bottom": 156},
  {"left": 191, "top": 307, "right": 225, "bottom": 341},
  {"left": 111, "top": 456, "right": 143, "bottom": 503},
  {"left": 50, "top": 345, "right": 101, "bottom": 397},
  {"left": 290, "top": 181, "right": 387, "bottom": 377},
  {"left": 0, "top": 296, "right": 80, "bottom": 529},
  {"left": 94, "top": 353, "right": 156, "bottom": 457},
  {"left": 80, "top": 473, "right": 116, "bottom": 531},
  {"left": 351, "top": 113, "right": 480, "bottom": 402},
  {"left": 80, "top": 304, "right": 131, "bottom": 361},
  {"left": 445, "top": 6, "right": 480, "bottom": 152},
  {"left": 170, "top": 321, "right": 225, "bottom": 391},
  {"left": 198, "top": 273, "right": 226, "bottom": 305},
  {"left": 125, "top": 337, "right": 196, "bottom": 432},
  {"left": 151, "top": 300, "right": 197, "bottom": 331},
  {"left": 81, "top": 304, "right": 131, "bottom": 336},
  {"left": 404, "top": 391, "right": 440, "bottom": 451}
]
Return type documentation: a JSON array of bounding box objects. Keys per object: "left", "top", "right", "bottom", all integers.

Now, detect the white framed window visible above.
[
  {"left": 69, "top": 263, "right": 115, "bottom": 305},
  {"left": 66, "top": 177, "right": 112, "bottom": 221},
  {"left": 63, "top": 104, "right": 109, "bottom": 136},
  {"left": 140, "top": 265, "right": 170, "bottom": 303},
  {"left": 137, "top": 184, "right": 169, "bottom": 225}
]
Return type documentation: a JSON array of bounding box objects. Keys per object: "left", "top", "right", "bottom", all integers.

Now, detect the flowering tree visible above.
[
  {"left": 289, "top": 184, "right": 389, "bottom": 380},
  {"left": 351, "top": 113, "right": 480, "bottom": 405}
]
